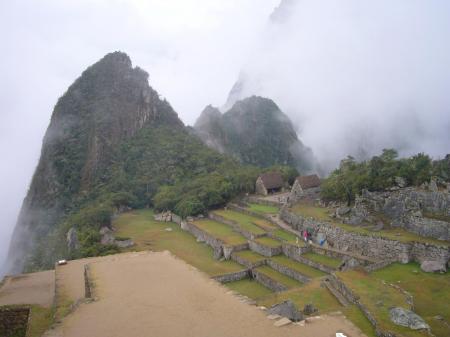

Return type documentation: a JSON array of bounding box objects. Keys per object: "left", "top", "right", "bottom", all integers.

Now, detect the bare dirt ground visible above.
[
  {"left": 0, "top": 270, "right": 54, "bottom": 308},
  {"left": 48, "top": 251, "right": 366, "bottom": 337}
]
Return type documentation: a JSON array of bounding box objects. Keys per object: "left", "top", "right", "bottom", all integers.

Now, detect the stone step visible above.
[{"left": 322, "top": 279, "right": 350, "bottom": 307}]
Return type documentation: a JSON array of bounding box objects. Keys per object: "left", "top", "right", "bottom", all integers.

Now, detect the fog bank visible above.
[{"left": 230, "top": 0, "right": 450, "bottom": 171}]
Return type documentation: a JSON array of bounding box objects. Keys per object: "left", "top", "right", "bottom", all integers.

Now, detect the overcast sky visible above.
[{"left": 1, "top": 0, "right": 449, "bottom": 271}]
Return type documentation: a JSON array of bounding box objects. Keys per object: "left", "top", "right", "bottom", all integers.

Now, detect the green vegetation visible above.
[
  {"left": 192, "top": 219, "right": 247, "bottom": 245},
  {"left": 254, "top": 237, "right": 281, "bottom": 248},
  {"left": 372, "top": 263, "right": 450, "bottom": 337},
  {"left": 337, "top": 270, "right": 430, "bottom": 337},
  {"left": 302, "top": 252, "right": 342, "bottom": 269},
  {"left": 343, "top": 305, "right": 377, "bottom": 337},
  {"left": 321, "top": 149, "right": 450, "bottom": 204},
  {"left": 225, "top": 279, "right": 273, "bottom": 300},
  {"left": 259, "top": 278, "right": 340, "bottom": 313},
  {"left": 114, "top": 209, "right": 243, "bottom": 276},
  {"left": 255, "top": 266, "right": 303, "bottom": 289},
  {"left": 213, "top": 210, "right": 267, "bottom": 235},
  {"left": 272, "top": 229, "right": 302, "bottom": 244},
  {"left": 27, "top": 305, "right": 53, "bottom": 337},
  {"left": 270, "top": 255, "right": 327, "bottom": 278},
  {"left": 247, "top": 203, "right": 279, "bottom": 214},
  {"left": 232, "top": 250, "right": 266, "bottom": 264}
]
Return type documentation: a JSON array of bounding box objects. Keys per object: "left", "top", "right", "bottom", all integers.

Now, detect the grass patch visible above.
[
  {"left": 28, "top": 305, "right": 53, "bottom": 337},
  {"left": 423, "top": 211, "right": 450, "bottom": 223},
  {"left": 213, "top": 210, "right": 268, "bottom": 234},
  {"left": 193, "top": 219, "right": 247, "bottom": 245},
  {"left": 302, "top": 252, "right": 342, "bottom": 269},
  {"left": 270, "top": 255, "right": 327, "bottom": 278},
  {"left": 372, "top": 263, "right": 450, "bottom": 337},
  {"left": 337, "top": 269, "right": 430, "bottom": 337},
  {"left": 254, "top": 237, "right": 281, "bottom": 248},
  {"left": 226, "top": 279, "right": 273, "bottom": 300},
  {"left": 233, "top": 250, "right": 266, "bottom": 263},
  {"left": 247, "top": 203, "right": 279, "bottom": 214},
  {"left": 258, "top": 278, "right": 342, "bottom": 313},
  {"left": 114, "top": 209, "right": 243, "bottom": 276},
  {"left": 272, "top": 229, "right": 303, "bottom": 245},
  {"left": 291, "top": 203, "right": 449, "bottom": 246},
  {"left": 255, "top": 266, "right": 303, "bottom": 289},
  {"left": 343, "top": 305, "right": 377, "bottom": 337}
]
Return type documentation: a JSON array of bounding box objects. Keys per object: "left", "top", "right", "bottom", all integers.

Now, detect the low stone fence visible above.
[
  {"left": 327, "top": 274, "right": 397, "bottom": 337},
  {"left": 281, "top": 208, "right": 450, "bottom": 265},
  {"left": 249, "top": 240, "right": 282, "bottom": 257},
  {"left": 311, "top": 244, "right": 374, "bottom": 266},
  {"left": 251, "top": 269, "right": 288, "bottom": 292},
  {"left": 0, "top": 306, "right": 30, "bottom": 337},
  {"left": 181, "top": 221, "right": 226, "bottom": 259},
  {"left": 281, "top": 242, "right": 312, "bottom": 261},
  {"left": 212, "top": 270, "right": 250, "bottom": 284},
  {"left": 208, "top": 213, "right": 266, "bottom": 240},
  {"left": 291, "top": 255, "right": 335, "bottom": 274},
  {"left": 266, "top": 260, "right": 311, "bottom": 283},
  {"left": 231, "top": 252, "right": 266, "bottom": 268}
]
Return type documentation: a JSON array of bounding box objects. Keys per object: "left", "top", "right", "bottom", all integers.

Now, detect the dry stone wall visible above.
[
  {"left": 249, "top": 240, "right": 282, "bottom": 257},
  {"left": 251, "top": 269, "right": 288, "bottom": 292},
  {"left": 281, "top": 208, "right": 449, "bottom": 264},
  {"left": 212, "top": 270, "right": 250, "bottom": 283},
  {"left": 0, "top": 306, "right": 30, "bottom": 337},
  {"left": 266, "top": 260, "right": 311, "bottom": 283}
]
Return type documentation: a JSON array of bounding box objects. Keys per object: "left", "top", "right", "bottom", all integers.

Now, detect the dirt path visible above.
[
  {"left": 0, "top": 270, "right": 54, "bottom": 308},
  {"left": 49, "top": 251, "right": 366, "bottom": 337}
]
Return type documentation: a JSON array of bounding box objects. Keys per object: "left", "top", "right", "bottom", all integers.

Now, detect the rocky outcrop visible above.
[
  {"left": 344, "top": 188, "right": 450, "bottom": 241},
  {"left": 420, "top": 260, "right": 447, "bottom": 273},
  {"left": 389, "top": 307, "right": 429, "bottom": 330},
  {"left": 66, "top": 227, "right": 79, "bottom": 251},
  {"left": 6, "top": 51, "right": 183, "bottom": 273},
  {"left": 268, "top": 300, "right": 302, "bottom": 322}
]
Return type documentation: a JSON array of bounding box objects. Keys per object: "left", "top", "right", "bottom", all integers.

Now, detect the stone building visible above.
[
  {"left": 255, "top": 172, "right": 284, "bottom": 195},
  {"left": 290, "top": 174, "right": 321, "bottom": 201}
]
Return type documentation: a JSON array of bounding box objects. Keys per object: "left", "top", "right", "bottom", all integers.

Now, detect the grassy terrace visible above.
[
  {"left": 302, "top": 252, "right": 342, "bottom": 269},
  {"left": 337, "top": 268, "right": 441, "bottom": 337},
  {"left": 233, "top": 250, "right": 266, "bottom": 264},
  {"left": 292, "top": 203, "right": 449, "bottom": 246},
  {"left": 246, "top": 203, "right": 279, "bottom": 214},
  {"left": 213, "top": 210, "right": 269, "bottom": 234},
  {"left": 226, "top": 279, "right": 273, "bottom": 300},
  {"left": 372, "top": 263, "right": 450, "bottom": 337},
  {"left": 255, "top": 266, "right": 303, "bottom": 289},
  {"left": 114, "top": 209, "right": 243, "bottom": 276},
  {"left": 254, "top": 237, "right": 281, "bottom": 248},
  {"left": 192, "top": 219, "right": 247, "bottom": 245},
  {"left": 270, "top": 255, "right": 327, "bottom": 278},
  {"left": 272, "top": 228, "right": 303, "bottom": 244}
]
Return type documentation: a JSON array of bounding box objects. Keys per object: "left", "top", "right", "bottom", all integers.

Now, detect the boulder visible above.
[
  {"left": 420, "top": 260, "right": 447, "bottom": 273},
  {"left": 268, "top": 300, "right": 303, "bottom": 322},
  {"left": 336, "top": 206, "right": 351, "bottom": 217},
  {"left": 115, "top": 239, "right": 134, "bottom": 248},
  {"left": 394, "top": 176, "right": 407, "bottom": 188},
  {"left": 100, "top": 227, "right": 115, "bottom": 245},
  {"left": 303, "top": 303, "right": 318, "bottom": 315},
  {"left": 429, "top": 179, "right": 438, "bottom": 192},
  {"left": 389, "top": 307, "right": 429, "bottom": 330}
]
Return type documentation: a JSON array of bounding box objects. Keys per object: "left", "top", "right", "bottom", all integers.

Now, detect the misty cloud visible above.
[{"left": 232, "top": 0, "right": 450, "bottom": 171}]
